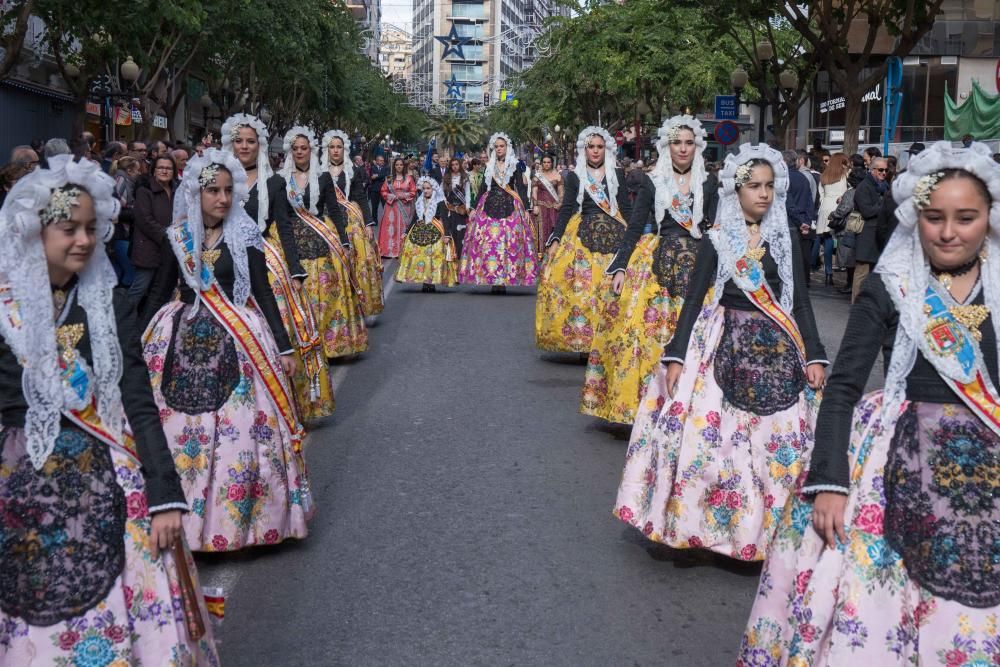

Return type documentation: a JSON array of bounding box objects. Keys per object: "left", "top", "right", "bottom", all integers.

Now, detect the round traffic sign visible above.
[
  {"left": 714, "top": 120, "right": 740, "bottom": 146},
  {"left": 614, "top": 130, "right": 625, "bottom": 146}
]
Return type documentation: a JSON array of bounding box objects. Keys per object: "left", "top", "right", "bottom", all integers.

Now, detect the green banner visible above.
[{"left": 945, "top": 80, "right": 1000, "bottom": 141}]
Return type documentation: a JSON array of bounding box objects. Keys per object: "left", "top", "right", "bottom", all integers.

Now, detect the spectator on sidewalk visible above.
[
  {"left": 130, "top": 155, "right": 177, "bottom": 307},
  {"left": 851, "top": 156, "right": 890, "bottom": 302}
]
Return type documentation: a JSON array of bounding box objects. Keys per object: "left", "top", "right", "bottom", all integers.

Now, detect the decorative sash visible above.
[
  {"left": 495, "top": 175, "right": 525, "bottom": 210},
  {"left": 429, "top": 217, "right": 456, "bottom": 262},
  {"left": 445, "top": 184, "right": 468, "bottom": 216},
  {"left": 731, "top": 249, "right": 806, "bottom": 362},
  {"left": 65, "top": 402, "right": 138, "bottom": 463},
  {"left": 334, "top": 183, "right": 365, "bottom": 224},
  {"left": 535, "top": 173, "right": 560, "bottom": 205},
  {"left": 668, "top": 193, "right": 695, "bottom": 233},
  {"left": 170, "top": 224, "right": 304, "bottom": 449},
  {"left": 584, "top": 173, "right": 626, "bottom": 225},
  {"left": 917, "top": 283, "right": 1000, "bottom": 436},
  {"left": 262, "top": 239, "right": 324, "bottom": 402}
]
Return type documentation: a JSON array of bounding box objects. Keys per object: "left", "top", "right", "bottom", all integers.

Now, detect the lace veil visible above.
[
  {"left": 221, "top": 113, "right": 272, "bottom": 232},
  {"left": 651, "top": 114, "right": 708, "bottom": 237},
  {"left": 875, "top": 140, "right": 1000, "bottom": 425},
  {"left": 708, "top": 143, "right": 794, "bottom": 313},
  {"left": 0, "top": 155, "right": 123, "bottom": 469},
  {"left": 415, "top": 176, "right": 445, "bottom": 223},
  {"left": 170, "top": 148, "right": 261, "bottom": 311},
  {"left": 280, "top": 126, "right": 321, "bottom": 214},
  {"left": 484, "top": 132, "right": 517, "bottom": 192},
  {"left": 320, "top": 129, "right": 354, "bottom": 199},
  {"left": 572, "top": 126, "right": 620, "bottom": 216}
]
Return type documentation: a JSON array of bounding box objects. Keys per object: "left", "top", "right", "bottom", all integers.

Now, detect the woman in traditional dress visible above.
[
  {"left": 443, "top": 156, "right": 471, "bottom": 260},
  {"left": 277, "top": 128, "right": 364, "bottom": 419},
  {"left": 739, "top": 142, "right": 1000, "bottom": 664},
  {"left": 395, "top": 177, "right": 458, "bottom": 291},
  {"left": 319, "top": 130, "right": 384, "bottom": 318},
  {"left": 0, "top": 155, "right": 218, "bottom": 664},
  {"left": 613, "top": 144, "right": 827, "bottom": 561},
  {"left": 582, "top": 115, "right": 718, "bottom": 424},
  {"left": 535, "top": 126, "right": 631, "bottom": 353},
  {"left": 460, "top": 132, "right": 537, "bottom": 293},
  {"left": 377, "top": 157, "right": 417, "bottom": 259},
  {"left": 141, "top": 149, "right": 313, "bottom": 552},
  {"left": 221, "top": 114, "right": 334, "bottom": 422},
  {"left": 531, "top": 153, "right": 562, "bottom": 255}
]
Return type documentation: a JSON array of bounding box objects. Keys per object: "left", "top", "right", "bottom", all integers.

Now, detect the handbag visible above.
[{"left": 845, "top": 211, "right": 865, "bottom": 234}]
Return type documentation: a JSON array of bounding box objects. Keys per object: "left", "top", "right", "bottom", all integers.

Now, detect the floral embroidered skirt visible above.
[
  {"left": 344, "top": 209, "right": 385, "bottom": 317},
  {"left": 298, "top": 253, "right": 368, "bottom": 359},
  {"left": 582, "top": 233, "right": 697, "bottom": 423},
  {"left": 613, "top": 305, "right": 819, "bottom": 560},
  {"left": 739, "top": 392, "right": 1000, "bottom": 666},
  {"left": 0, "top": 427, "right": 219, "bottom": 665},
  {"left": 265, "top": 241, "right": 336, "bottom": 423},
  {"left": 394, "top": 221, "right": 458, "bottom": 286},
  {"left": 459, "top": 198, "right": 537, "bottom": 287},
  {"left": 143, "top": 301, "right": 314, "bottom": 552},
  {"left": 534, "top": 213, "right": 619, "bottom": 353}
]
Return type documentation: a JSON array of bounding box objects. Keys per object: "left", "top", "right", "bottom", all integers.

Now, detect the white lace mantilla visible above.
[
  {"left": 709, "top": 144, "right": 794, "bottom": 314},
  {"left": 651, "top": 114, "right": 708, "bottom": 237},
  {"left": 0, "top": 155, "right": 123, "bottom": 469},
  {"left": 572, "top": 126, "right": 619, "bottom": 216}
]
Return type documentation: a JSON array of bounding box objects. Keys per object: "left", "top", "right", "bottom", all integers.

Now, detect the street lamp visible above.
[
  {"left": 755, "top": 40, "right": 774, "bottom": 62},
  {"left": 120, "top": 56, "right": 140, "bottom": 84},
  {"left": 732, "top": 45, "right": 797, "bottom": 143}
]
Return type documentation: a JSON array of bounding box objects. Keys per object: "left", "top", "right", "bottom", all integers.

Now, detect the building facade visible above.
[
  {"left": 380, "top": 24, "right": 414, "bottom": 78},
  {"left": 410, "top": 0, "right": 566, "bottom": 112},
  {"left": 348, "top": 0, "right": 382, "bottom": 64},
  {"left": 803, "top": 0, "right": 999, "bottom": 147}
]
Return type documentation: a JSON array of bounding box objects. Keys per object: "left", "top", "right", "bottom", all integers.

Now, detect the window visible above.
[
  {"left": 451, "top": 3, "right": 486, "bottom": 19},
  {"left": 455, "top": 23, "right": 485, "bottom": 39},
  {"left": 448, "top": 44, "right": 485, "bottom": 61},
  {"left": 451, "top": 64, "right": 483, "bottom": 80}
]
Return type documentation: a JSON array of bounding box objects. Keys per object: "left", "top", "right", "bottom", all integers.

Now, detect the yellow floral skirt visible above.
[
  {"left": 581, "top": 233, "right": 697, "bottom": 424},
  {"left": 264, "top": 237, "right": 336, "bottom": 422},
  {"left": 344, "top": 204, "right": 385, "bottom": 317},
  {"left": 534, "top": 212, "right": 618, "bottom": 353},
  {"left": 394, "top": 221, "right": 458, "bottom": 286}
]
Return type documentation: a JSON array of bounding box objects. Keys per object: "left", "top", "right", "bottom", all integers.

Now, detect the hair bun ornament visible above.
[
  {"left": 283, "top": 126, "right": 318, "bottom": 152},
  {"left": 656, "top": 115, "right": 708, "bottom": 150},
  {"left": 718, "top": 143, "right": 788, "bottom": 196},
  {"left": 574, "top": 126, "right": 616, "bottom": 153}
]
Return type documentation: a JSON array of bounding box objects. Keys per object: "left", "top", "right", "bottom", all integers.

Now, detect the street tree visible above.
[
  {"left": 0, "top": 0, "right": 34, "bottom": 81},
  {"left": 696, "top": 0, "right": 946, "bottom": 152}
]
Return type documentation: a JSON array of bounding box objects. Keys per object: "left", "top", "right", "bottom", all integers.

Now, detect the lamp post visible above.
[
  {"left": 730, "top": 46, "right": 797, "bottom": 144},
  {"left": 635, "top": 100, "right": 651, "bottom": 161}
]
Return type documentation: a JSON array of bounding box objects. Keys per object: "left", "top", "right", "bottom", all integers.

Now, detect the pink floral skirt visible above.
[
  {"left": 143, "top": 301, "right": 314, "bottom": 552},
  {"left": 613, "top": 305, "right": 820, "bottom": 560},
  {"left": 0, "top": 428, "right": 219, "bottom": 665},
  {"left": 739, "top": 392, "right": 1000, "bottom": 666},
  {"left": 459, "top": 198, "right": 537, "bottom": 286}
]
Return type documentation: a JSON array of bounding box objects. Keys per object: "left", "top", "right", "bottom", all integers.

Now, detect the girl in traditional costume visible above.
[
  {"left": 459, "top": 132, "right": 537, "bottom": 292},
  {"left": 613, "top": 144, "right": 827, "bottom": 561},
  {"left": 142, "top": 149, "right": 313, "bottom": 552},
  {"left": 395, "top": 177, "right": 458, "bottom": 291},
  {"left": 443, "top": 157, "right": 471, "bottom": 260},
  {"left": 535, "top": 126, "right": 631, "bottom": 353},
  {"left": 582, "top": 115, "right": 718, "bottom": 424},
  {"left": 319, "top": 130, "right": 384, "bottom": 318},
  {"left": 531, "top": 153, "right": 562, "bottom": 255},
  {"left": 279, "top": 126, "right": 367, "bottom": 365},
  {"left": 0, "top": 155, "right": 218, "bottom": 664},
  {"left": 377, "top": 157, "right": 417, "bottom": 259},
  {"left": 740, "top": 142, "right": 1000, "bottom": 664}
]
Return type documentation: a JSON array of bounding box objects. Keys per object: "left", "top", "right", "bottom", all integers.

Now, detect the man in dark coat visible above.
[
  {"left": 851, "top": 156, "right": 890, "bottom": 302},
  {"left": 783, "top": 150, "right": 817, "bottom": 285},
  {"left": 368, "top": 154, "right": 388, "bottom": 223}
]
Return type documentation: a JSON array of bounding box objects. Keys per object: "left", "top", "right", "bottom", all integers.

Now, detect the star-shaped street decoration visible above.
[
  {"left": 444, "top": 74, "right": 465, "bottom": 99},
  {"left": 435, "top": 24, "right": 472, "bottom": 60}
]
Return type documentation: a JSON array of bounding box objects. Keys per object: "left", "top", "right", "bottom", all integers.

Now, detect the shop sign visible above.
[
  {"left": 152, "top": 115, "right": 168, "bottom": 129},
  {"left": 85, "top": 102, "right": 101, "bottom": 116},
  {"left": 819, "top": 83, "right": 882, "bottom": 114}
]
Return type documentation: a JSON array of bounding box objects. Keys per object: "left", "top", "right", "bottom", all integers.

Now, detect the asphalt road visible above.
[{"left": 197, "top": 269, "right": 864, "bottom": 666}]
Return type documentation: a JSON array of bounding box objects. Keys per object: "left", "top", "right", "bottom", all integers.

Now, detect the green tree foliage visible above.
[
  {"left": 16, "top": 0, "right": 425, "bottom": 140},
  {"left": 421, "top": 113, "right": 486, "bottom": 154}
]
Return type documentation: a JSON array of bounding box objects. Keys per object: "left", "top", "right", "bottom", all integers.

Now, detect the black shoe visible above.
[
  {"left": 838, "top": 284, "right": 852, "bottom": 294},
  {"left": 421, "top": 283, "right": 436, "bottom": 292},
  {"left": 825, "top": 274, "right": 834, "bottom": 286},
  {"left": 491, "top": 286, "right": 507, "bottom": 295}
]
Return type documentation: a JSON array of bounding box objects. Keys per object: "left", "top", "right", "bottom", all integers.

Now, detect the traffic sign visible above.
[
  {"left": 714, "top": 121, "right": 740, "bottom": 146},
  {"left": 614, "top": 130, "right": 625, "bottom": 146},
  {"left": 715, "top": 95, "right": 738, "bottom": 120}
]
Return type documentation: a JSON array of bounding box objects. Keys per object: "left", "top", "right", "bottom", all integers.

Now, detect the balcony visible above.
[{"left": 346, "top": 0, "right": 367, "bottom": 20}]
